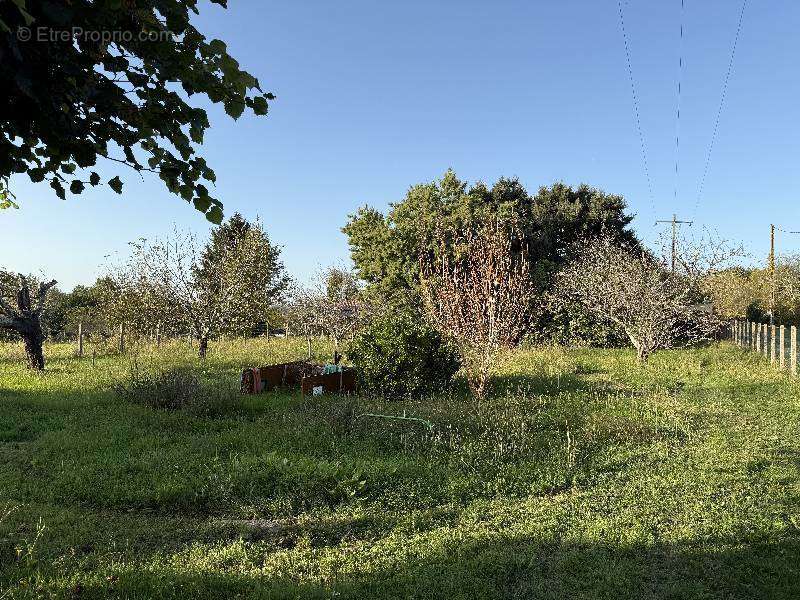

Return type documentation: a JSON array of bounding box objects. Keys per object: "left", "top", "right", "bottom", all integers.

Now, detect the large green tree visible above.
[
  {"left": 196, "top": 212, "right": 290, "bottom": 337},
  {"left": 0, "top": 0, "right": 272, "bottom": 221},
  {"left": 343, "top": 170, "right": 638, "bottom": 305}
]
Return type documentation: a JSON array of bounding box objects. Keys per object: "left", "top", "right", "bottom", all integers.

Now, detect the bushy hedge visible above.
[{"left": 347, "top": 312, "right": 460, "bottom": 398}]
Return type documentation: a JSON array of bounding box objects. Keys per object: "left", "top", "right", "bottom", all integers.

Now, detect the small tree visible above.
[
  {"left": 113, "top": 218, "right": 287, "bottom": 357},
  {"left": 292, "top": 267, "right": 364, "bottom": 357},
  {"left": 419, "top": 219, "right": 535, "bottom": 400},
  {"left": 555, "top": 233, "right": 736, "bottom": 362},
  {"left": 195, "top": 213, "right": 290, "bottom": 337},
  {"left": 0, "top": 275, "right": 58, "bottom": 369}
]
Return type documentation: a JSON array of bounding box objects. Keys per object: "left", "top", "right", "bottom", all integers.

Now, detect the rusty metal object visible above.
[
  {"left": 300, "top": 368, "right": 356, "bottom": 396},
  {"left": 241, "top": 362, "right": 356, "bottom": 396}
]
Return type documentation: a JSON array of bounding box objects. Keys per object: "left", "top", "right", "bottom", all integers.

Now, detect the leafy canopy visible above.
[
  {"left": 0, "top": 0, "right": 273, "bottom": 222},
  {"left": 342, "top": 170, "right": 637, "bottom": 303}
]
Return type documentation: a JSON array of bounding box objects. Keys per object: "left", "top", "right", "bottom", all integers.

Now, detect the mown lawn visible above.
[{"left": 0, "top": 338, "right": 798, "bottom": 599}]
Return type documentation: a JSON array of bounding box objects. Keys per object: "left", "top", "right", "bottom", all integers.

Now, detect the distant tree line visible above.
[
  {"left": 0, "top": 213, "right": 291, "bottom": 365},
  {"left": 703, "top": 257, "right": 800, "bottom": 326}
]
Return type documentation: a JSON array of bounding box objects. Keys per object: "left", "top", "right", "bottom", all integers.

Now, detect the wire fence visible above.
[{"left": 729, "top": 319, "right": 798, "bottom": 375}]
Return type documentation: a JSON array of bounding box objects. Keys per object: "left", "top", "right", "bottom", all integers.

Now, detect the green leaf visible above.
[
  {"left": 18, "top": 7, "right": 35, "bottom": 26},
  {"left": 208, "top": 39, "right": 227, "bottom": 54},
  {"left": 70, "top": 180, "right": 85, "bottom": 194},
  {"left": 252, "top": 96, "right": 269, "bottom": 116},
  {"left": 206, "top": 206, "right": 224, "bottom": 224},
  {"left": 193, "top": 196, "right": 212, "bottom": 213},
  {"left": 50, "top": 179, "right": 66, "bottom": 200},
  {"left": 89, "top": 172, "right": 101, "bottom": 186},
  {"left": 189, "top": 123, "right": 204, "bottom": 144},
  {"left": 0, "top": 194, "right": 19, "bottom": 209},
  {"left": 223, "top": 98, "right": 245, "bottom": 120},
  {"left": 179, "top": 184, "right": 194, "bottom": 201},
  {"left": 108, "top": 176, "right": 123, "bottom": 194}
]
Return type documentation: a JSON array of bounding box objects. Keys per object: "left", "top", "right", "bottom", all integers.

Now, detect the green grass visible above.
[{"left": 0, "top": 338, "right": 798, "bottom": 598}]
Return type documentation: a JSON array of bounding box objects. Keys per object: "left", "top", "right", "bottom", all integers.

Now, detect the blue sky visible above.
[{"left": 3, "top": 0, "right": 799, "bottom": 290}]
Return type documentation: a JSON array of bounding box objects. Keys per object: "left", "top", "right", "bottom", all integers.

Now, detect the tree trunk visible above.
[
  {"left": 467, "top": 374, "right": 488, "bottom": 401},
  {"left": 636, "top": 344, "right": 650, "bottom": 363},
  {"left": 22, "top": 327, "right": 45, "bottom": 370},
  {"left": 198, "top": 336, "right": 209, "bottom": 359},
  {"left": 0, "top": 276, "right": 56, "bottom": 371}
]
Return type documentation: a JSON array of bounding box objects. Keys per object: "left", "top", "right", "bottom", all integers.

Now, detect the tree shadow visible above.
[
  {"left": 489, "top": 371, "right": 631, "bottom": 399},
  {"left": 36, "top": 530, "right": 800, "bottom": 599}
]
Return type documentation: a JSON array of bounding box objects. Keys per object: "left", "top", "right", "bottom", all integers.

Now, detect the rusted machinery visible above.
[{"left": 240, "top": 361, "right": 356, "bottom": 396}]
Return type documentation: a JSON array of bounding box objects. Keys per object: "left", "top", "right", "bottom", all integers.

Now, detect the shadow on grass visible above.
[
  {"left": 29, "top": 531, "right": 800, "bottom": 600},
  {"left": 488, "top": 371, "right": 633, "bottom": 399}
]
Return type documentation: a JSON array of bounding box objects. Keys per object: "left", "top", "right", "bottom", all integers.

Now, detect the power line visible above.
[
  {"left": 674, "top": 0, "right": 684, "bottom": 207},
  {"left": 692, "top": 0, "right": 748, "bottom": 219},
  {"left": 616, "top": 0, "right": 656, "bottom": 221}
]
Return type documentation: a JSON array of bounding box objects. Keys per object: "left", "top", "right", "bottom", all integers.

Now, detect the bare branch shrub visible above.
[
  {"left": 419, "top": 219, "right": 535, "bottom": 399},
  {"left": 290, "top": 266, "right": 365, "bottom": 357},
  {"left": 554, "top": 233, "right": 739, "bottom": 362}
]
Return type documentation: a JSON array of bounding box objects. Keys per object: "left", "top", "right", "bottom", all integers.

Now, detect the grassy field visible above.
[{"left": 0, "top": 337, "right": 798, "bottom": 599}]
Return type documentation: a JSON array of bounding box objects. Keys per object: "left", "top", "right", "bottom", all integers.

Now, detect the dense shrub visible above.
[
  {"left": 532, "top": 300, "right": 628, "bottom": 348},
  {"left": 113, "top": 366, "right": 238, "bottom": 417},
  {"left": 347, "top": 312, "right": 460, "bottom": 398}
]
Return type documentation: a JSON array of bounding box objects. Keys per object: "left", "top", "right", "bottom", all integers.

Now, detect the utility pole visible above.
[
  {"left": 656, "top": 214, "right": 693, "bottom": 272},
  {"left": 770, "top": 224, "right": 775, "bottom": 325},
  {"left": 767, "top": 224, "right": 800, "bottom": 325}
]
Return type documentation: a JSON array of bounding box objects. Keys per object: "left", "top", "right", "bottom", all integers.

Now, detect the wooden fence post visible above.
[
  {"left": 771, "top": 325, "right": 777, "bottom": 364},
  {"left": 763, "top": 324, "right": 769, "bottom": 356},
  {"left": 780, "top": 325, "right": 786, "bottom": 369},
  {"left": 751, "top": 321, "right": 756, "bottom": 351},
  {"left": 767, "top": 324, "right": 772, "bottom": 357},
  {"left": 118, "top": 323, "right": 125, "bottom": 353},
  {"left": 792, "top": 325, "right": 797, "bottom": 376},
  {"left": 755, "top": 322, "right": 761, "bottom": 354},
  {"left": 77, "top": 322, "right": 84, "bottom": 357}
]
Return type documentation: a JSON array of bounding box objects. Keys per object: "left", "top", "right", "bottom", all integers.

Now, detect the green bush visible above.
[
  {"left": 347, "top": 312, "right": 460, "bottom": 398},
  {"left": 532, "top": 299, "right": 628, "bottom": 347}
]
